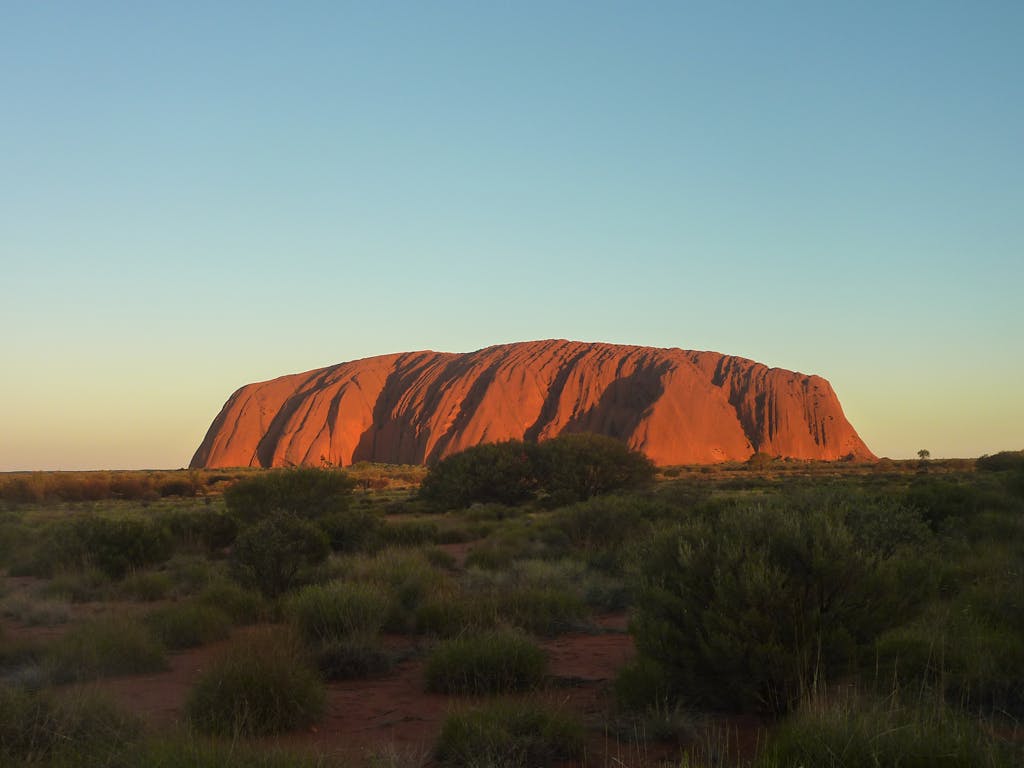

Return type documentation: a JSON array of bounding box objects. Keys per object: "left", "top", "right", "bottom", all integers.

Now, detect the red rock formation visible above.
[{"left": 190, "top": 340, "right": 875, "bottom": 468}]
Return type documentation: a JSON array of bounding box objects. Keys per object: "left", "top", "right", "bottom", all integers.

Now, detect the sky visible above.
[{"left": 2, "top": 1, "right": 1021, "bottom": 471}]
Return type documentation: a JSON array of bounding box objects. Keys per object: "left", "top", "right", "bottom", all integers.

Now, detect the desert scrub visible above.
[
  {"left": 144, "top": 601, "right": 232, "bottom": 649},
  {"left": 334, "top": 547, "right": 451, "bottom": 631},
  {"left": 229, "top": 513, "right": 330, "bottom": 598},
  {"left": 134, "top": 736, "right": 333, "bottom": 768},
  {"left": 1, "top": 593, "right": 71, "bottom": 626},
  {"left": 196, "top": 579, "right": 266, "bottom": 624},
  {"left": 46, "top": 617, "right": 167, "bottom": 682},
  {"left": 424, "top": 629, "right": 547, "bottom": 694},
  {"left": 224, "top": 467, "right": 356, "bottom": 524},
  {"left": 36, "top": 567, "right": 114, "bottom": 602},
  {"left": 756, "top": 695, "right": 1021, "bottom": 768},
  {"left": 414, "top": 591, "right": 500, "bottom": 637},
  {"left": 186, "top": 629, "right": 325, "bottom": 737},
  {"left": 0, "top": 685, "right": 141, "bottom": 767},
  {"left": 631, "top": 498, "right": 933, "bottom": 713},
  {"left": 287, "top": 581, "right": 390, "bottom": 643},
  {"left": 435, "top": 700, "right": 584, "bottom": 768},
  {"left": 120, "top": 569, "right": 174, "bottom": 601}
]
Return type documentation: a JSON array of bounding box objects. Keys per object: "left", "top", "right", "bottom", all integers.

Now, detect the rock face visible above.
[{"left": 190, "top": 340, "right": 875, "bottom": 468}]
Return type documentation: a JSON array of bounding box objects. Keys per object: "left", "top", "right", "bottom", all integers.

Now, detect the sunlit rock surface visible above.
[{"left": 190, "top": 340, "right": 874, "bottom": 468}]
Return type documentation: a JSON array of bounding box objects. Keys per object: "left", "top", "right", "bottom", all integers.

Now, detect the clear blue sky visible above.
[{"left": 2, "top": 1, "right": 1021, "bottom": 470}]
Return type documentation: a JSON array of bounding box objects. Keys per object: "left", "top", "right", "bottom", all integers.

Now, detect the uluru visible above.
[{"left": 190, "top": 340, "right": 875, "bottom": 469}]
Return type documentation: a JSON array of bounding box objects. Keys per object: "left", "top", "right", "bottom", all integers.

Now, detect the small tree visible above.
[
  {"left": 229, "top": 513, "right": 330, "bottom": 598},
  {"left": 917, "top": 449, "right": 931, "bottom": 461}
]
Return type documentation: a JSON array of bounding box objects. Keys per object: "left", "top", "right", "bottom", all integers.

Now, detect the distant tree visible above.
[{"left": 917, "top": 449, "right": 931, "bottom": 461}]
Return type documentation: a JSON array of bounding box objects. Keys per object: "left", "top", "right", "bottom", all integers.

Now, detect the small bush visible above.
[
  {"left": 415, "top": 592, "right": 499, "bottom": 637},
  {"left": 158, "top": 508, "right": 237, "bottom": 552},
  {"left": 186, "top": 629, "right": 325, "bottom": 737},
  {"left": 318, "top": 508, "right": 384, "bottom": 552},
  {"left": 196, "top": 579, "right": 266, "bottom": 624},
  {"left": 0, "top": 686, "right": 141, "bottom": 767},
  {"left": 133, "top": 736, "right": 330, "bottom": 767},
  {"left": 425, "top": 629, "right": 547, "bottom": 695},
  {"left": 1, "top": 594, "right": 71, "bottom": 626},
  {"left": 435, "top": 700, "right": 584, "bottom": 767},
  {"left": 381, "top": 520, "right": 439, "bottom": 547},
  {"left": 37, "top": 567, "right": 114, "bottom": 602},
  {"left": 287, "top": 581, "right": 390, "bottom": 643},
  {"left": 145, "top": 602, "right": 232, "bottom": 650},
  {"left": 46, "top": 618, "right": 167, "bottom": 682},
  {"left": 229, "top": 513, "right": 330, "bottom": 598},
  {"left": 758, "top": 695, "right": 1020, "bottom": 768}
]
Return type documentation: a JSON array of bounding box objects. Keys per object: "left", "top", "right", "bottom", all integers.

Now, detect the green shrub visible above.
[
  {"left": 37, "top": 567, "right": 114, "bottom": 602},
  {"left": 287, "top": 581, "right": 390, "bottom": 643},
  {"left": 224, "top": 467, "right": 355, "bottom": 524},
  {"left": 46, "top": 618, "right": 167, "bottom": 682},
  {"left": 631, "top": 498, "right": 931, "bottom": 714},
  {"left": 335, "top": 548, "right": 451, "bottom": 632},
  {"left": 420, "top": 440, "right": 539, "bottom": 509},
  {"left": 381, "top": 520, "right": 439, "bottom": 547},
  {"left": 1, "top": 594, "right": 71, "bottom": 626},
  {"left": 162, "top": 553, "right": 215, "bottom": 595},
  {"left": 0, "top": 685, "right": 141, "bottom": 767},
  {"left": 132, "top": 736, "right": 330, "bottom": 767},
  {"left": 29, "top": 515, "right": 173, "bottom": 579},
  {"left": 318, "top": 508, "right": 384, "bottom": 552},
  {"left": 145, "top": 602, "right": 232, "bottom": 650},
  {"left": 196, "top": 579, "right": 266, "bottom": 624},
  {"left": 614, "top": 655, "right": 674, "bottom": 712},
  {"left": 229, "top": 513, "right": 330, "bottom": 598},
  {"left": 158, "top": 508, "right": 237, "bottom": 552},
  {"left": 425, "top": 629, "right": 547, "bottom": 694},
  {"left": 534, "top": 433, "right": 656, "bottom": 502},
  {"left": 435, "top": 700, "right": 584, "bottom": 767},
  {"left": 186, "top": 629, "right": 325, "bottom": 737},
  {"left": 415, "top": 592, "right": 499, "bottom": 637},
  {"left": 758, "top": 696, "right": 1020, "bottom": 768}
]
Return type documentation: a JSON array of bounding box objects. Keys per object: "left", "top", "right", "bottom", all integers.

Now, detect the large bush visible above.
[
  {"left": 419, "top": 433, "right": 655, "bottom": 509},
  {"left": 0, "top": 686, "right": 141, "bottom": 767},
  {"left": 30, "top": 515, "right": 173, "bottom": 579},
  {"left": 420, "top": 440, "right": 539, "bottom": 509},
  {"left": 229, "top": 513, "right": 330, "bottom": 598},
  {"left": 533, "top": 433, "right": 655, "bottom": 502},
  {"left": 630, "top": 496, "right": 932, "bottom": 714},
  {"left": 224, "top": 468, "right": 356, "bottom": 524}
]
